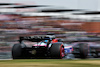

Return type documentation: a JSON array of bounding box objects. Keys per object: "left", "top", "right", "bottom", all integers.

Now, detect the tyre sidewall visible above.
[
  {"left": 78, "top": 43, "right": 88, "bottom": 59},
  {"left": 50, "top": 42, "right": 64, "bottom": 59},
  {"left": 12, "top": 43, "right": 22, "bottom": 59}
]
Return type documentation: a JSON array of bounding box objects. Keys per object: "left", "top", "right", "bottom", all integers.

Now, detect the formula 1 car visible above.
[
  {"left": 12, "top": 35, "right": 100, "bottom": 59},
  {"left": 64, "top": 37, "right": 100, "bottom": 59},
  {"left": 12, "top": 35, "right": 65, "bottom": 59}
]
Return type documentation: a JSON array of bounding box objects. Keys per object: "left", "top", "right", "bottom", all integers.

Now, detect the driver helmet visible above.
[{"left": 44, "top": 40, "right": 48, "bottom": 43}]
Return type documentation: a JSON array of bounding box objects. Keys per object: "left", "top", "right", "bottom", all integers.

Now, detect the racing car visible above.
[
  {"left": 12, "top": 35, "right": 65, "bottom": 59},
  {"left": 64, "top": 37, "right": 100, "bottom": 58},
  {"left": 12, "top": 35, "right": 100, "bottom": 59}
]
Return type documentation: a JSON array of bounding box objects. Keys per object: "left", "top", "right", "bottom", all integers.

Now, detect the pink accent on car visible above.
[
  {"left": 33, "top": 44, "right": 47, "bottom": 47},
  {"left": 65, "top": 46, "right": 72, "bottom": 48},
  {"left": 33, "top": 42, "right": 47, "bottom": 47}
]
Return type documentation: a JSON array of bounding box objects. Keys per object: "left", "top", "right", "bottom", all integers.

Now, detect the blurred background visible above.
[{"left": 0, "top": 0, "right": 100, "bottom": 59}]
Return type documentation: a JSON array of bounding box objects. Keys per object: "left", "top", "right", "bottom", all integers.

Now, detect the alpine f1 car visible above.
[
  {"left": 12, "top": 35, "right": 65, "bottom": 59},
  {"left": 12, "top": 35, "right": 100, "bottom": 59}
]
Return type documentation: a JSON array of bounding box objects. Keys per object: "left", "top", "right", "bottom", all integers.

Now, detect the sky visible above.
[{"left": 0, "top": 0, "right": 99, "bottom": 11}]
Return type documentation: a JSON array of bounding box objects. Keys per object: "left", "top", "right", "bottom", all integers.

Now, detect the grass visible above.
[{"left": 0, "top": 59, "right": 100, "bottom": 67}]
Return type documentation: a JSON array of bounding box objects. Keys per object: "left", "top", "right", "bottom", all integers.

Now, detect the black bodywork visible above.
[
  {"left": 19, "top": 35, "right": 55, "bottom": 58},
  {"left": 12, "top": 35, "right": 64, "bottom": 59}
]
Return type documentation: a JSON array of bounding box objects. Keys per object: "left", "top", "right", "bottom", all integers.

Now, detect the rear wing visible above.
[{"left": 19, "top": 35, "right": 55, "bottom": 43}]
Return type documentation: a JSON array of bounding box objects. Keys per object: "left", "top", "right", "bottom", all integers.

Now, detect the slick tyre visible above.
[
  {"left": 12, "top": 44, "right": 22, "bottom": 59},
  {"left": 50, "top": 43, "right": 65, "bottom": 59},
  {"left": 78, "top": 43, "right": 88, "bottom": 59}
]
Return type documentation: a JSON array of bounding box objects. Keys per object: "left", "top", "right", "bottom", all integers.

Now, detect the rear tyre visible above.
[
  {"left": 50, "top": 42, "right": 65, "bottom": 59},
  {"left": 12, "top": 43, "right": 22, "bottom": 59},
  {"left": 78, "top": 43, "right": 88, "bottom": 59}
]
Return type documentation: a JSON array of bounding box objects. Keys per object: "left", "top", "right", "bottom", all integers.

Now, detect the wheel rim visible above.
[{"left": 60, "top": 46, "right": 65, "bottom": 58}]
